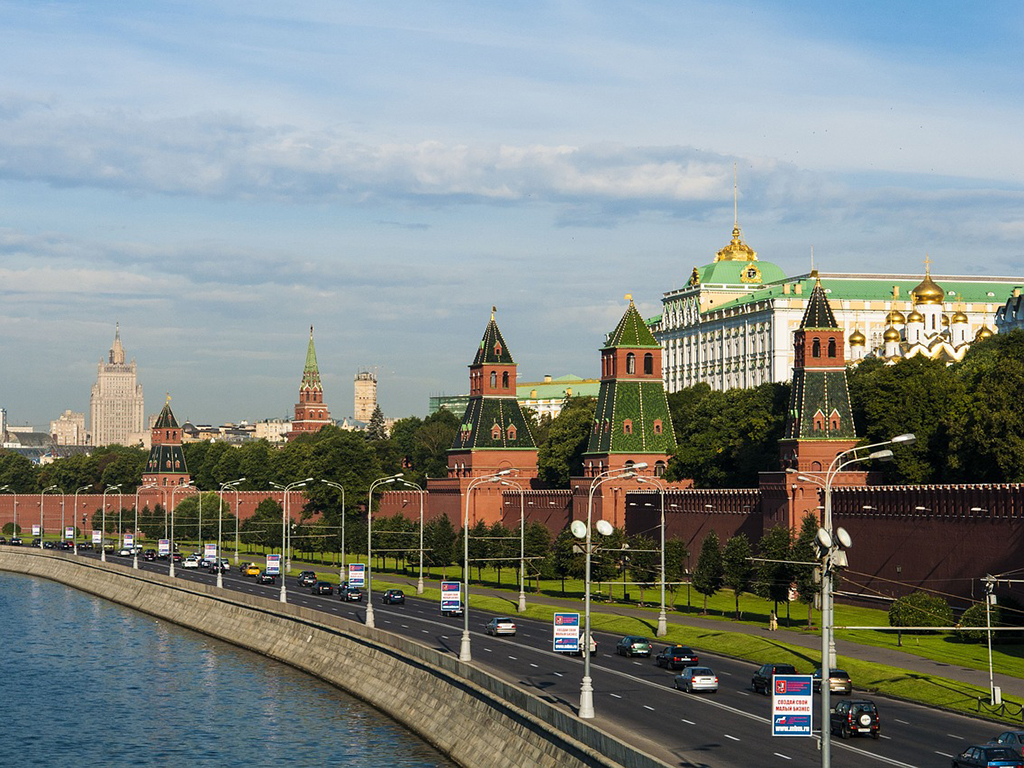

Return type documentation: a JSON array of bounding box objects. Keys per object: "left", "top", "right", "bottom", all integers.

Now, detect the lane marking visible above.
[
  {"left": 553, "top": 672, "right": 563, "bottom": 677},
  {"left": 643, "top": 705, "right": 655, "bottom": 711},
  {"left": 725, "top": 734, "right": 740, "bottom": 742},
  {"left": 610, "top": 693, "right": 622, "bottom": 699},
  {"left": 946, "top": 734, "right": 964, "bottom": 740},
  {"left": 507, "top": 656, "right": 517, "bottom": 661},
  {"left": 894, "top": 719, "right": 909, "bottom": 725},
  {"left": 530, "top": 663, "right": 539, "bottom": 668},
  {"left": 774, "top": 753, "right": 791, "bottom": 760},
  {"left": 935, "top": 752, "right": 953, "bottom": 758},
  {"left": 682, "top": 719, "right": 695, "bottom": 725}
]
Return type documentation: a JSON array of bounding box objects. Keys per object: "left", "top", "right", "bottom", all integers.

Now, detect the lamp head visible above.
[
  {"left": 570, "top": 520, "right": 587, "bottom": 540},
  {"left": 835, "top": 527, "right": 853, "bottom": 549},
  {"left": 631, "top": 462, "right": 648, "bottom": 471},
  {"left": 868, "top": 449, "right": 894, "bottom": 462},
  {"left": 815, "top": 528, "right": 833, "bottom": 550},
  {"left": 595, "top": 519, "right": 614, "bottom": 537},
  {"left": 892, "top": 433, "right": 916, "bottom": 445}
]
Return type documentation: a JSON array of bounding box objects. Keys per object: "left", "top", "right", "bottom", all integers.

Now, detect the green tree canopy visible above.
[
  {"left": 536, "top": 396, "right": 597, "bottom": 486},
  {"left": 692, "top": 530, "right": 723, "bottom": 614},
  {"left": 722, "top": 533, "right": 753, "bottom": 619}
]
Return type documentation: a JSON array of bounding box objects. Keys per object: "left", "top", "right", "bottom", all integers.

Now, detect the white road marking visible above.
[
  {"left": 946, "top": 734, "right": 964, "bottom": 740},
  {"left": 935, "top": 752, "right": 953, "bottom": 759},
  {"left": 725, "top": 734, "right": 740, "bottom": 742},
  {"left": 894, "top": 719, "right": 909, "bottom": 725},
  {"left": 610, "top": 693, "right": 622, "bottom": 699},
  {"left": 643, "top": 705, "right": 655, "bottom": 711},
  {"left": 507, "top": 656, "right": 517, "bottom": 660},
  {"left": 529, "top": 663, "right": 538, "bottom": 668},
  {"left": 553, "top": 672, "right": 563, "bottom": 677},
  {"left": 738, "top": 691, "right": 750, "bottom": 696},
  {"left": 682, "top": 719, "right": 695, "bottom": 725},
  {"left": 774, "top": 753, "right": 791, "bottom": 760}
]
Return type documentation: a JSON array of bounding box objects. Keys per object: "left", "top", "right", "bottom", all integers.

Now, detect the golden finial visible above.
[
  {"left": 491, "top": 305, "right": 496, "bottom": 320},
  {"left": 166, "top": 392, "right": 171, "bottom": 404},
  {"left": 924, "top": 253, "right": 931, "bottom": 275},
  {"left": 310, "top": 324, "right": 314, "bottom": 337},
  {"left": 733, "top": 162, "right": 738, "bottom": 229},
  {"left": 625, "top": 293, "right": 633, "bottom": 303}
]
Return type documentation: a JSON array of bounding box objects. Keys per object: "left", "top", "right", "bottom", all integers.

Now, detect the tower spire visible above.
[{"left": 733, "top": 162, "right": 738, "bottom": 229}]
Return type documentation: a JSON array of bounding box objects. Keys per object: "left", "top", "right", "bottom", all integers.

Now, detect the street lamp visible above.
[
  {"left": 169, "top": 482, "right": 195, "bottom": 577},
  {"left": 574, "top": 463, "right": 646, "bottom": 718},
  {"left": 498, "top": 477, "right": 527, "bottom": 613},
  {"left": 100, "top": 484, "right": 122, "bottom": 562},
  {"left": 788, "top": 432, "right": 914, "bottom": 768},
  {"left": 365, "top": 472, "right": 404, "bottom": 628},
  {"left": 321, "top": 480, "right": 346, "bottom": 583},
  {"left": 272, "top": 478, "right": 311, "bottom": 603},
  {"left": 459, "top": 470, "right": 511, "bottom": 661},
  {"left": 72, "top": 484, "right": 90, "bottom": 554},
  {"left": 133, "top": 483, "right": 157, "bottom": 569},
  {"left": 637, "top": 475, "right": 669, "bottom": 636},
  {"left": 394, "top": 478, "right": 426, "bottom": 595},
  {"left": 39, "top": 484, "right": 59, "bottom": 546},
  {"left": 230, "top": 484, "right": 243, "bottom": 565},
  {"left": 217, "top": 478, "right": 246, "bottom": 588}
]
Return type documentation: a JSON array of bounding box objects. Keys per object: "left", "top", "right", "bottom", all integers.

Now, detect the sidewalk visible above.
[{"left": 373, "top": 570, "right": 1024, "bottom": 702}]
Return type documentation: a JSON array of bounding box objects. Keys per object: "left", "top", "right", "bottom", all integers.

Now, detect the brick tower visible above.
[
  {"left": 142, "top": 397, "right": 190, "bottom": 489},
  {"left": 288, "top": 326, "right": 333, "bottom": 441}
]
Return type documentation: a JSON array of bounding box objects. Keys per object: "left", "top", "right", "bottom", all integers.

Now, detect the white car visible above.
[
  {"left": 674, "top": 666, "right": 719, "bottom": 694},
  {"left": 182, "top": 556, "right": 199, "bottom": 569},
  {"left": 485, "top": 617, "right": 516, "bottom": 636}
]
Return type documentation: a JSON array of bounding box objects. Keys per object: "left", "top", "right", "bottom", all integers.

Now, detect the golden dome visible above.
[
  {"left": 952, "top": 309, "right": 969, "bottom": 324},
  {"left": 976, "top": 326, "right": 994, "bottom": 340},
  {"left": 885, "top": 308, "right": 906, "bottom": 325},
  {"left": 941, "top": 314, "right": 950, "bottom": 327},
  {"left": 907, "top": 309, "right": 924, "bottom": 323},
  {"left": 714, "top": 225, "right": 758, "bottom": 262},
  {"left": 911, "top": 258, "right": 945, "bottom": 305},
  {"left": 883, "top": 326, "right": 901, "bottom": 342},
  {"left": 849, "top": 328, "right": 866, "bottom": 346}
]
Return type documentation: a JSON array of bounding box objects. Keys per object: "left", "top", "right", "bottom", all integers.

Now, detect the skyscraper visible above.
[{"left": 89, "top": 324, "right": 145, "bottom": 446}]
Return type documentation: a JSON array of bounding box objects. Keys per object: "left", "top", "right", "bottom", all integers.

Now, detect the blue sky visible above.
[{"left": 2, "top": 1, "right": 1022, "bottom": 429}]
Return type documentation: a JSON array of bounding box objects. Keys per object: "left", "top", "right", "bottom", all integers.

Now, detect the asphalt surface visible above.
[{"left": 74, "top": 551, "right": 1007, "bottom": 768}]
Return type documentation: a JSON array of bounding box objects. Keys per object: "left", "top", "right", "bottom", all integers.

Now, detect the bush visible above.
[
  {"left": 888, "top": 591, "right": 954, "bottom": 634},
  {"left": 959, "top": 595, "right": 1024, "bottom": 643}
]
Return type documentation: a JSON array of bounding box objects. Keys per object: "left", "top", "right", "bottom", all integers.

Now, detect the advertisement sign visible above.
[
  {"left": 553, "top": 612, "right": 581, "bottom": 652},
  {"left": 92, "top": 530, "right": 102, "bottom": 544},
  {"left": 32, "top": 525, "right": 40, "bottom": 536},
  {"left": 266, "top": 554, "right": 281, "bottom": 575},
  {"left": 158, "top": 539, "right": 170, "bottom": 556},
  {"left": 65, "top": 527, "right": 75, "bottom": 540},
  {"left": 772, "top": 675, "right": 813, "bottom": 737},
  {"left": 440, "top": 581, "right": 462, "bottom": 614},
  {"left": 348, "top": 563, "right": 366, "bottom": 588},
  {"left": 204, "top": 543, "right": 218, "bottom": 562},
  {"left": 124, "top": 534, "right": 134, "bottom": 549}
]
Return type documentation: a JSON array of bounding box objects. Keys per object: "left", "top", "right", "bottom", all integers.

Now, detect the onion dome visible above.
[
  {"left": 976, "top": 326, "right": 994, "bottom": 340},
  {"left": 952, "top": 309, "right": 969, "bottom": 324},
  {"left": 907, "top": 309, "right": 924, "bottom": 323},
  {"left": 849, "top": 328, "right": 866, "bottom": 346},
  {"left": 885, "top": 308, "right": 906, "bottom": 325},
  {"left": 941, "top": 314, "right": 950, "bottom": 327},
  {"left": 883, "top": 326, "right": 901, "bottom": 342},
  {"left": 911, "top": 260, "right": 945, "bottom": 305},
  {"left": 715, "top": 224, "right": 757, "bottom": 262}
]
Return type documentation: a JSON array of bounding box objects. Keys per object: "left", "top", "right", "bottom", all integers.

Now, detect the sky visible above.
[{"left": 2, "top": 0, "right": 1022, "bottom": 430}]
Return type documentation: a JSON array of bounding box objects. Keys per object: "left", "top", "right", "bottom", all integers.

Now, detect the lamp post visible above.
[
  {"left": 72, "top": 485, "right": 90, "bottom": 554},
  {"left": 983, "top": 574, "right": 999, "bottom": 706},
  {"left": 394, "top": 479, "right": 425, "bottom": 595},
  {"left": 789, "top": 432, "right": 914, "bottom": 768},
  {"left": 637, "top": 475, "right": 669, "bottom": 636},
  {"left": 272, "top": 478, "right": 311, "bottom": 603},
  {"left": 574, "top": 463, "right": 646, "bottom": 718},
  {"left": 498, "top": 478, "right": 527, "bottom": 613},
  {"left": 217, "top": 478, "right": 246, "bottom": 588},
  {"left": 365, "top": 472, "right": 404, "bottom": 628},
  {"left": 133, "top": 483, "right": 157, "bottom": 569},
  {"left": 231, "top": 484, "right": 243, "bottom": 564},
  {"left": 100, "top": 484, "right": 121, "bottom": 562},
  {"left": 40, "top": 484, "right": 59, "bottom": 546},
  {"left": 321, "top": 480, "right": 346, "bottom": 583},
  {"left": 169, "top": 482, "right": 194, "bottom": 577}
]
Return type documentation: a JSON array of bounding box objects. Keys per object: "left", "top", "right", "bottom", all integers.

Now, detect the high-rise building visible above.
[
  {"left": 354, "top": 370, "right": 377, "bottom": 422},
  {"left": 288, "top": 326, "right": 333, "bottom": 441},
  {"left": 50, "top": 410, "right": 86, "bottom": 445},
  {"left": 89, "top": 324, "right": 145, "bottom": 446}
]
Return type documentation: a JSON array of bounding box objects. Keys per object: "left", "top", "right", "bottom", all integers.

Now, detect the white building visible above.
[
  {"left": 255, "top": 418, "right": 292, "bottom": 443},
  {"left": 995, "top": 287, "right": 1024, "bottom": 333},
  {"left": 50, "top": 410, "right": 86, "bottom": 445},
  {"left": 89, "top": 324, "right": 145, "bottom": 446},
  {"left": 354, "top": 370, "right": 378, "bottom": 422}
]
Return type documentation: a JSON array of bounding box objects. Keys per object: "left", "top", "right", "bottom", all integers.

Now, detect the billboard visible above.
[
  {"left": 772, "top": 675, "right": 813, "bottom": 737},
  {"left": 553, "top": 613, "right": 581, "bottom": 652},
  {"left": 124, "top": 534, "right": 134, "bottom": 548},
  {"left": 32, "top": 525, "right": 40, "bottom": 536},
  {"left": 158, "top": 539, "right": 170, "bottom": 556},
  {"left": 92, "top": 530, "right": 102, "bottom": 544},
  {"left": 65, "top": 527, "right": 75, "bottom": 540},
  {"left": 441, "top": 581, "right": 462, "bottom": 614},
  {"left": 348, "top": 563, "right": 366, "bottom": 588},
  {"left": 204, "top": 543, "right": 218, "bottom": 562},
  {"left": 266, "top": 554, "right": 281, "bottom": 575}
]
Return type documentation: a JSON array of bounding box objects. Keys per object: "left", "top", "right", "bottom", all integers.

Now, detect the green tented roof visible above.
[
  {"left": 800, "top": 281, "right": 839, "bottom": 330},
  {"left": 784, "top": 369, "right": 856, "bottom": 441},
  {"left": 153, "top": 402, "right": 179, "bottom": 429},
  {"left": 604, "top": 300, "right": 660, "bottom": 349},
  {"left": 585, "top": 380, "right": 677, "bottom": 454},
  {"left": 473, "top": 314, "right": 516, "bottom": 366},
  {"left": 451, "top": 396, "right": 537, "bottom": 450},
  {"left": 301, "top": 328, "right": 323, "bottom": 392}
]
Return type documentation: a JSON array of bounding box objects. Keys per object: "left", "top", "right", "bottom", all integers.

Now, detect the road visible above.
[{"left": 88, "top": 552, "right": 996, "bottom": 767}]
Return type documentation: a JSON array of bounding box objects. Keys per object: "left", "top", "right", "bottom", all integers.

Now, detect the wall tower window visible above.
[{"left": 626, "top": 353, "right": 635, "bottom": 374}]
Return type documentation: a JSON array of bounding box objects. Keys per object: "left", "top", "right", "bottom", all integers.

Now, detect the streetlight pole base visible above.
[
  {"left": 170, "top": 564, "right": 175, "bottom": 578},
  {"left": 133, "top": 556, "right": 139, "bottom": 570},
  {"left": 280, "top": 584, "right": 287, "bottom": 603},
  {"left": 518, "top": 591, "right": 527, "bottom": 613},
  {"left": 365, "top": 604, "right": 375, "bottom": 628},
  {"left": 656, "top": 611, "right": 668, "bottom": 637},
  {"left": 459, "top": 630, "right": 472, "bottom": 662},
  {"left": 417, "top": 577, "right": 424, "bottom": 595},
  {"left": 216, "top": 571, "right": 223, "bottom": 589},
  {"left": 579, "top": 676, "right": 595, "bottom": 719}
]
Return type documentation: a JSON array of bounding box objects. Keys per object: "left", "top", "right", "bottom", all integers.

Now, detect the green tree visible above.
[
  {"left": 755, "top": 526, "right": 793, "bottom": 623},
  {"left": 536, "top": 397, "right": 597, "bottom": 486},
  {"left": 692, "top": 531, "right": 723, "bottom": 614},
  {"left": 551, "top": 527, "right": 584, "bottom": 594},
  {"left": 888, "top": 590, "right": 954, "bottom": 646},
  {"left": 722, "top": 533, "right": 753, "bottom": 619},
  {"left": 241, "top": 498, "right": 283, "bottom": 549},
  {"left": 523, "top": 521, "right": 552, "bottom": 591},
  {"left": 423, "top": 514, "right": 456, "bottom": 578},
  {"left": 0, "top": 451, "right": 39, "bottom": 491},
  {"left": 791, "top": 514, "right": 821, "bottom": 627},
  {"left": 412, "top": 409, "right": 459, "bottom": 480},
  {"left": 664, "top": 538, "right": 689, "bottom": 603},
  {"left": 627, "top": 534, "right": 657, "bottom": 604},
  {"left": 367, "top": 405, "right": 388, "bottom": 441}
]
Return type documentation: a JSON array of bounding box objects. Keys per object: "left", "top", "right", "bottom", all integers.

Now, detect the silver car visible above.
[
  {"left": 674, "top": 666, "right": 718, "bottom": 693},
  {"left": 485, "top": 617, "right": 516, "bottom": 636}
]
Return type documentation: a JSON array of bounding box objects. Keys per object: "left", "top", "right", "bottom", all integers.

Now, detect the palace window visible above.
[
  {"left": 644, "top": 353, "right": 654, "bottom": 375},
  {"left": 626, "top": 353, "right": 635, "bottom": 374},
  {"left": 828, "top": 337, "right": 837, "bottom": 358}
]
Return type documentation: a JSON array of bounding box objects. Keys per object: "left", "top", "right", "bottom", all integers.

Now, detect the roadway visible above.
[{"left": 86, "top": 552, "right": 995, "bottom": 767}]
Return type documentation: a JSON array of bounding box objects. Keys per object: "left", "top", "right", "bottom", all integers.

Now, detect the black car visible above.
[
  {"left": 752, "top": 663, "right": 798, "bottom": 695},
  {"left": 78, "top": 542, "right": 93, "bottom": 551},
  {"left": 381, "top": 589, "right": 405, "bottom": 605},
  {"left": 951, "top": 745, "right": 1024, "bottom": 767},
  {"left": 207, "top": 559, "right": 229, "bottom": 573},
  {"left": 341, "top": 586, "right": 364, "bottom": 602},
  {"left": 0, "top": 536, "right": 7, "bottom": 545},
  {"left": 297, "top": 571, "right": 318, "bottom": 587},
  {"left": 990, "top": 732, "right": 1024, "bottom": 757},
  {"left": 256, "top": 571, "right": 276, "bottom": 585},
  {"left": 143, "top": 549, "right": 157, "bottom": 561},
  {"left": 311, "top": 581, "right": 334, "bottom": 595},
  {"left": 9, "top": 537, "right": 23, "bottom": 546},
  {"left": 655, "top": 645, "right": 699, "bottom": 670},
  {"left": 829, "top": 699, "right": 880, "bottom": 740},
  {"left": 42, "top": 540, "right": 57, "bottom": 549}
]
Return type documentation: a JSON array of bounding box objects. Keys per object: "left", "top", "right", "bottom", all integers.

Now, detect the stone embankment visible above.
[{"left": 0, "top": 549, "right": 669, "bottom": 768}]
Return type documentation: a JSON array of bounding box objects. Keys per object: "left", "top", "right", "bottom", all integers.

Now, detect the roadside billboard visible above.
[
  {"left": 158, "top": 539, "right": 170, "bottom": 556},
  {"left": 441, "top": 581, "right": 462, "bottom": 614},
  {"left": 64, "top": 527, "right": 75, "bottom": 540},
  {"left": 204, "top": 543, "right": 217, "bottom": 562},
  {"left": 772, "top": 675, "right": 813, "bottom": 737},
  {"left": 124, "top": 533, "right": 134, "bottom": 549},
  {"left": 266, "top": 553, "right": 281, "bottom": 575},
  {"left": 348, "top": 563, "right": 366, "bottom": 587},
  {"left": 32, "top": 525, "right": 40, "bottom": 536},
  {"left": 92, "top": 531, "right": 102, "bottom": 544},
  {"left": 553, "top": 612, "right": 580, "bottom": 652}
]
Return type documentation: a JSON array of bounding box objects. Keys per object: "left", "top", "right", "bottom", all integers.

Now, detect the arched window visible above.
[
  {"left": 655, "top": 460, "right": 666, "bottom": 477},
  {"left": 644, "top": 353, "right": 654, "bottom": 375},
  {"left": 812, "top": 337, "right": 821, "bottom": 357},
  {"left": 653, "top": 419, "right": 663, "bottom": 435},
  {"left": 623, "top": 419, "right": 633, "bottom": 435},
  {"left": 490, "top": 371, "right": 497, "bottom": 388},
  {"left": 491, "top": 423, "right": 502, "bottom": 440},
  {"left": 502, "top": 371, "right": 509, "bottom": 389},
  {"left": 626, "top": 353, "right": 635, "bottom": 374},
  {"left": 507, "top": 425, "right": 517, "bottom": 441},
  {"left": 827, "top": 337, "right": 837, "bottom": 358}
]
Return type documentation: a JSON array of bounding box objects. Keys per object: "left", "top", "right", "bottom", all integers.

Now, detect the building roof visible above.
[
  {"left": 452, "top": 396, "right": 537, "bottom": 450},
  {"left": 472, "top": 308, "right": 516, "bottom": 366},
  {"left": 604, "top": 297, "right": 661, "bottom": 349},
  {"left": 800, "top": 279, "right": 840, "bottom": 330},
  {"left": 301, "top": 326, "right": 323, "bottom": 392},
  {"left": 153, "top": 400, "right": 180, "bottom": 429},
  {"left": 517, "top": 374, "right": 600, "bottom": 401},
  {"left": 585, "top": 380, "right": 677, "bottom": 454}
]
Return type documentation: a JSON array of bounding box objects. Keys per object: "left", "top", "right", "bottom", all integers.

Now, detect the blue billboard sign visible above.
[{"left": 772, "top": 675, "right": 813, "bottom": 737}]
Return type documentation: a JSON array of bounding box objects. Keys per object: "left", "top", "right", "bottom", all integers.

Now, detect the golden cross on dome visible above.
[
  {"left": 924, "top": 253, "right": 932, "bottom": 275},
  {"left": 166, "top": 392, "right": 171, "bottom": 404}
]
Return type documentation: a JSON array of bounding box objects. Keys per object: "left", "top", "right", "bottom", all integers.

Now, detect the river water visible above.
[{"left": 0, "top": 572, "right": 456, "bottom": 767}]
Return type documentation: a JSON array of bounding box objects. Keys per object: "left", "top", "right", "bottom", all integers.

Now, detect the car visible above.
[
  {"left": 0, "top": 536, "right": 6, "bottom": 545},
  {"left": 752, "top": 663, "right": 798, "bottom": 695},
  {"left": 143, "top": 549, "right": 157, "bottom": 561},
  {"left": 42, "top": 540, "right": 56, "bottom": 549},
  {"left": 297, "top": 571, "right": 318, "bottom": 587},
  {"left": 182, "top": 556, "right": 199, "bottom": 569},
  {"left": 9, "top": 537, "right": 22, "bottom": 546},
  {"left": 59, "top": 541, "right": 74, "bottom": 550},
  {"left": 117, "top": 547, "right": 133, "bottom": 557},
  {"left": 207, "top": 558, "right": 229, "bottom": 573},
  {"left": 243, "top": 563, "right": 262, "bottom": 577},
  {"left": 951, "top": 745, "right": 1024, "bottom": 767},
  {"left": 655, "top": 645, "right": 699, "bottom": 670},
  {"left": 615, "top": 636, "right": 652, "bottom": 657},
  {"left": 311, "top": 581, "right": 334, "bottom": 595},
  {"left": 990, "top": 732, "right": 1024, "bottom": 757},
  {"left": 341, "top": 586, "right": 364, "bottom": 602},
  {"left": 382, "top": 589, "right": 405, "bottom": 605},
  {"left": 829, "top": 699, "right": 880, "bottom": 740},
  {"left": 170, "top": 552, "right": 182, "bottom": 562},
  {"left": 78, "top": 542, "right": 93, "bottom": 551},
  {"left": 32, "top": 538, "right": 42, "bottom": 547},
  {"left": 485, "top": 617, "right": 517, "bottom": 636},
  {"left": 674, "top": 666, "right": 718, "bottom": 693},
  {"left": 256, "top": 571, "right": 276, "bottom": 584},
  {"left": 813, "top": 667, "right": 852, "bottom": 695}
]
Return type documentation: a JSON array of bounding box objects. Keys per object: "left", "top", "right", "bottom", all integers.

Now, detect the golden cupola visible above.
[
  {"left": 941, "top": 314, "right": 950, "bottom": 327},
  {"left": 849, "top": 328, "right": 866, "bottom": 346},
  {"left": 911, "top": 258, "right": 945, "bottom": 305},
  {"left": 883, "top": 326, "right": 901, "bottom": 342},
  {"left": 885, "top": 308, "right": 906, "bottom": 325},
  {"left": 976, "top": 326, "right": 994, "bottom": 340},
  {"left": 952, "top": 309, "right": 969, "bottom": 324},
  {"left": 907, "top": 308, "right": 924, "bottom": 323},
  {"left": 715, "top": 224, "right": 757, "bottom": 262}
]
